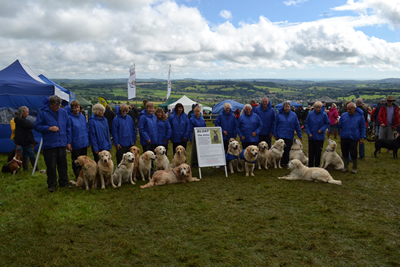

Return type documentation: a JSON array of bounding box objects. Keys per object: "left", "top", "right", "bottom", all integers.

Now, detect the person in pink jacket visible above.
[{"left": 328, "top": 103, "right": 339, "bottom": 139}]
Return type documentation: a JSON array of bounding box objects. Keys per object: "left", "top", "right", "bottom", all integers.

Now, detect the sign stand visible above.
[{"left": 193, "top": 127, "right": 227, "bottom": 178}]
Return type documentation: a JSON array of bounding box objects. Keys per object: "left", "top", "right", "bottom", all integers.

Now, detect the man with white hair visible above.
[
  {"left": 254, "top": 97, "right": 276, "bottom": 149},
  {"left": 236, "top": 104, "right": 263, "bottom": 150},
  {"left": 336, "top": 102, "right": 366, "bottom": 173},
  {"left": 215, "top": 102, "right": 237, "bottom": 153}
]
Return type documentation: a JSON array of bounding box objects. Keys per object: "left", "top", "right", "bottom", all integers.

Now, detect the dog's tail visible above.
[{"left": 328, "top": 179, "right": 342, "bottom": 186}]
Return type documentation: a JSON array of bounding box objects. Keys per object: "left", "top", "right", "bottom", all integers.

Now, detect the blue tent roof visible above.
[
  {"left": 212, "top": 100, "right": 245, "bottom": 114},
  {"left": 274, "top": 101, "right": 303, "bottom": 109},
  {"left": 39, "top": 74, "right": 75, "bottom": 106}
]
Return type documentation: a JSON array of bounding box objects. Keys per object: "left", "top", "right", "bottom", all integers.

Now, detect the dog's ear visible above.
[
  {"left": 187, "top": 165, "right": 191, "bottom": 175},
  {"left": 154, "top": 148, "right": 157, "bottom": 153},
  {"left": 143, "top": 152, "right": 149, "bottom": 160},
  {"left": 182, "top": 147, "right": 186, "bottom": 154}
]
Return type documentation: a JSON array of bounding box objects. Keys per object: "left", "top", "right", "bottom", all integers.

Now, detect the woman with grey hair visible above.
[
  {"left": 14, "top": 106, "right": 38, "bottom": 171},
  {"left": 274, "top": 101, "right": 302, "bottom": 166},
  {"left": 89, "top": 103, "right": 112, "bottom": 162}
]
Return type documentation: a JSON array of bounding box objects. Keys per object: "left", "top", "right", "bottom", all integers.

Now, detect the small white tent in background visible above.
[{"left": 168, "top": 95, "right": 202, "bottom": 114}]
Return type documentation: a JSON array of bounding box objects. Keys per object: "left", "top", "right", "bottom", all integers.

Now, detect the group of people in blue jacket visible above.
[{"left": 31, "top": 95, "right": 366, "bottom": 192}]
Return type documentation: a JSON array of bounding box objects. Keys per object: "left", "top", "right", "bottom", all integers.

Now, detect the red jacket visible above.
[{"left": 378, "top": 103, "right": 399, "bottom": 128}]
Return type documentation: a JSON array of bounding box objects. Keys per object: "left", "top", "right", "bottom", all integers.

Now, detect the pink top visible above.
[{"left": 328, "top": 107, "right": 339, "bottom": 125}]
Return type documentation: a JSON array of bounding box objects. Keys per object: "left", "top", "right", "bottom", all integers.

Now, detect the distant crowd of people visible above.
[{"left": 12, "top": 94, "right": 399, "bottom": 192}]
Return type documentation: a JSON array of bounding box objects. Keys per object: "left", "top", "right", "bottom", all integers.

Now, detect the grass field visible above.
[{"left": 1, "top": 130, "right": 400, "bottom": 266}]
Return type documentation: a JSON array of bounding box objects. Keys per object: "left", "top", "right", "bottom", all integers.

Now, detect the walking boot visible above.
[
  {"left": 341, "top": 158, "right": 349, "bottom": 172},
  {"left": 334, "top": 131, "right": 338, "bottom": 139},
  {"left": 22, "top": 158, "right": 30, "bottom": 171},
  {"left": 30, "top": 158, "right": 39, "bottom": 172},
  {"left": 351, "top": 158, "right": 357, "bottom": 174}
]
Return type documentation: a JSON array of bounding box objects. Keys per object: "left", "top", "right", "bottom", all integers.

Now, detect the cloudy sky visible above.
[{"left": 1, "top": 0, "right": 400, "bottom": 80}]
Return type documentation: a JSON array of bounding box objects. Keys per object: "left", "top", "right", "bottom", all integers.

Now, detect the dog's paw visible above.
[{"left": 251, "top": 173, "right": 255, "bottom": 176}]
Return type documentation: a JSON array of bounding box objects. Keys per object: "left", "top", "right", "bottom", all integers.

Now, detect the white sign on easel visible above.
[{"left": 194, "top": 127, "right": 227, "bottom": 178}]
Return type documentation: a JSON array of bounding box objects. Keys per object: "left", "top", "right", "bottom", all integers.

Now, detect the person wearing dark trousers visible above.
[
  {"left": 139, "top": 102, "right": 158, "bottom": 170},
  {"left": 155, "top": 107, "right": 171, "bottom": 154},
  {"left": 112, "top": 104, "right": 136, "bottom": 165},
  {"left": 104, "top": 104, "right": 115, "bottom": 138},
  {"left": 254, "top": 97, "right": 276, "bottom": 149},
  {"left": 274, "top": 101, "right": 302, "bottom": 166},
  {"left": 128, "top": 104, "right": 139, "bottom": 128},
  {"left": 356, "top": 98, "right": 368, "bottom": 159},
  {"left": 169, "top": 103, "right": 190, "bottom": 153},
  {"left": 14, "top": 106, "right": 38, "bottom": 172},
  {"left": 215, "top": 102, "right": 237, "bottom": 153},
  {"left": 305, "top": 101, "right": 330, "bottom": 167},
  {"left": 336, "top": 102, "right": 366, "bottom": 173},
  {"left": 189, "top": 106, "right": 206, "bottom": 167},
  {"left": 89, "top": 104, "right": 112, "bottom": 163},
  {"left": 66, "top": 100, "right": 89, "bottom": 180},
  {"left": 33, "top": 95, "right": 70, "bottom": 192},
  {"left": 236, "top": 104, "right": 263, "bottom": 150}
]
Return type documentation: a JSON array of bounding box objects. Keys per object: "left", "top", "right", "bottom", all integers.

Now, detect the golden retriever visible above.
[
  {"left": 279, "top": 159, "right": 342, "bottom": 185},
  {"left": 226, "top": 140, "right": 242, "bottom": 173},
  {"left": 257, "top": 141, "right": 269, "bottom": 170},
  {"left": 172, "top": 145, "right": 186, "bottom": 167},
  {"left": 289, "top": 139, "right": 308, "bottom": 166},
  {"left": 154, "top": 146, "right": 171, "bottom": 170},
  {"left": 112, "top": 152, "right": 135, "bottom": 188},
  {"left": 97, "top": 150, "right": 114, "bottom": 189},
  {"left": 139, "top": 150, "right": 156, "bottom": 181},
  {"left": 239, "top": 145, "right": 259, "bottom": 176},
  {"left": 320, "top": 138, "right": 344, "bottom": 170},
  {"left": 267, "top": 139, "right": 285, "bottom": 169},
  {"left": 71, "top": 156, "right": 98, "bottom": 190},
  {"left": 140, "top": 163, "right": 199, "bottom": 189},
  {"left": 129, "top": 146, "right": 141, "bottom": 182}
]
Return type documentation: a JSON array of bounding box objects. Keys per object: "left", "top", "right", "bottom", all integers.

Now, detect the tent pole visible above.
[{"left": 32, "top": 137, "right": 43, "bottom": 175}]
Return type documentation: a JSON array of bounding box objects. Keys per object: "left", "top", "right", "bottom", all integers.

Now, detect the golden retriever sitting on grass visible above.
[
  {"left": 172, "top": 145, "right": 186, "bottom": 168},
  {"left": 70, "top": 156, "right": 98, "bottom": 190},
  {"left": 239, "top": 145, "right": 259, "bottom": 176}
]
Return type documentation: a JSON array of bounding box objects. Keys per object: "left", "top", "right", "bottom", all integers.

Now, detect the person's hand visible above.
[
  {"left": 359, "top": 139, "right": 364, "bottom": 145},
  {"left": 251, "top": 132, "right": 256, "bottom": 137},
  {"left": 183, "top": 138, "right": 187, "bottom": 142},
  {"left": 269, "top": 133, "right": 273, "bottom": 138},
  {"left": 66, "top": 144, "right": 72, "bottom": 151},
  {"left": 309, "top": 134, "right": 313, "bottom": 138},
  {"left": 95, "top": 151, "right": 99, "bottom": 154},
  {"left": 274, "top": 136, "right": 278, "bottom": 140},
  {"left": 317, "top": 130, "right": 322, "bottom": 134},
  {"left": 147, "top": 140, "right": 151, "bottom": 144},
  {"left": 299, "top": 138, "right": 303, "bottom": 141},
  {"left": 241, "top": 136, "right": 245, "bottom": 140},
  {"left": 381, "top": 123, "right": 385, "bottom": 127},
  {"left": 335, "top": 120, "right": 339, "bottom": 125},
  {"left": 49, "top": 126, "right": 59, "bottom": 132},
  {"left": 163, "top": 140, "right": 167, "bottom": 143},
  {"left": 116, "top": 144, "right": 121, "bottom": 150},
  {"left": 223, "top": 131, "right": 228, "bottom": 136}
]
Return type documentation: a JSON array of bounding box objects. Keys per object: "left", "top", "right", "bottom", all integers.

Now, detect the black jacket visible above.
[{"left": 14, "top": 116, "right": 35, "bottom": 146}]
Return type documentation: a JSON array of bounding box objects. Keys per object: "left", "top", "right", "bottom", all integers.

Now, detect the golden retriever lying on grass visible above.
[
  {"left": 279, "top": 159, "right": 342, "bottom": 185},
  {"left": 140, "top": 163, "right": 199, "bottom": 189}
]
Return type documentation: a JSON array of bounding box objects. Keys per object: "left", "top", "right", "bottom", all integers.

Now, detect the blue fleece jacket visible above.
[
  {"left": 66, "top": 106, "right": 89, "bottom": 150},
  {"left": 138, "top": 111, "right": 158, "bottom": 145},
  {"left": 236, "top": 111, "right": 263, "bottom": 143},
  {"left": 157, "top": 119, "right": 172, "bottom": 145},
  {"left": 189, "top": 115, "right": 206, "bottom": 141},
  {"left": 305, "top": 110, "right": 330, "bottom": 140},
  {"left": 337, "top": 108, "right": 366, "bottom": 140},
  {"left": 274, "top": 108, "right": 302, "bottom": 140},
  {"left": 254, "top": 102, "right": 276, "bottom": 136},
  {"left": 89, "top": 114, "right": 112, "bottom": 152},
  {"left": 112, "top": 113, "right": 136, "bottom": 147},
  {"left": 215, "top": 110, "right": 237, "bottom": 140},
  {"left": 168, "top": 110, "right": 190, "bottom": 143},
  {"left": 33, "top": 97, "right": 70, "bottom": 149}
]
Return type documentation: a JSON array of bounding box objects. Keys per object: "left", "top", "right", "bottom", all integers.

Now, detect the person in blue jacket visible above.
[
  {"left": 89, "top": 104, "right": 112, "bottom": 163},
  {"left": 168, "top": 103, "right": 190, "bottom": 152},
  {"left": 33, "top": 95, "right": 70, "bottom": 193},
  {"left": 305, "top": 101, "right": 330, "bottom": 167},
  {"left": 155, "top": 107, "right": 171, "bottom": 153},
  {"left": 236, "top": 104, "right": 263, "bottom": 150},
  {"left": 112, "top": 104, "right": 136, "bottom": 165},
  {"left": 274, "top": 101, "right": 302, "bottom": 166},
  {"left": 66, "top": 100, "right": 89, "bottom": 180},
  {"left": 215, "top": 102, "right": 237, "bottom": 153},
  {"left": 254, "top": 97, "right": 276, "bottom": 149},
  {"left": 138, "top": 102, "right": 158, "bottom": 154},
  {"left": 336, "top": 102, "right": 366, "bottom": 174},
  {"left": 189, "top": 106, "right": 206, "bottom": 167}
]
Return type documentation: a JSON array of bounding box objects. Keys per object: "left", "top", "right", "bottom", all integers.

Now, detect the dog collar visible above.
[
  {"left": 117, "top": 163, "right": 127, "bottom": 169},
  {"left": 11, "top": 157, "right": 22, "bottom": 168},
  {"left": 171, "top": 169, "right": 181, "bottom": 180},
  {"left": 240, "top": 150, "right": 256, "bottom": 164},
  {"left": 290, "top": 148, "right": 302, "bottom": 151},
  {"left": 272, "top": 147, "right": 280, "bottom": 151},
  {"left": 325, "top": 149, "right": 335, "bottom": 152}
]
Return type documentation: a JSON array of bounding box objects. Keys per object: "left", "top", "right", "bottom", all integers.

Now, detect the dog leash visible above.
[{"left": 171, "top": 169, "right": 180, "bottom": 180}]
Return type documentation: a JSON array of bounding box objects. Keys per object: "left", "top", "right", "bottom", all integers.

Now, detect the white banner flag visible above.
[
  {"left": 128, "top": 63, "right": 136, "bottom": 99},
  {"left": 166, "top": 64, "right": 171, "bottom": 99}
]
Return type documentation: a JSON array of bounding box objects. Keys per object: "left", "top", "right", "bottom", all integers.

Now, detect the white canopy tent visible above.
[{"left": 168, "top": 95, "right": 202, "bottom": 114}]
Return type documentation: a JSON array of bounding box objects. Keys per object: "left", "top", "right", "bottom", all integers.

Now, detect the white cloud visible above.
[
  {"left": 219, "top": 10, "right": 232, "bottom": 20},
  {"left": 283, "top": 0, "right": 308, "bottom": 7},
  {"left": 0, "top": 0, "right": 399, "bottom": 79}
]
